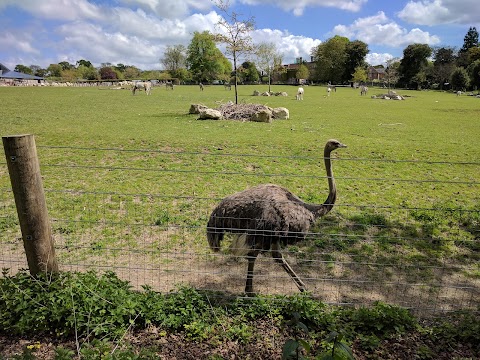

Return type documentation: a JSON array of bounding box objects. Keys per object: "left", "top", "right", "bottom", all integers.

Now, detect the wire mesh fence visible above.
[{"left": 1, "top": 144, "right": 479, "bottom": 316}]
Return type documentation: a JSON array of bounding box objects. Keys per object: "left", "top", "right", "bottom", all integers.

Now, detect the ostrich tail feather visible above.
[
  {"left": 207, "top": 227, "right": 223, "bottom": 252},
  {"left": 230, "top": 234, "right": 251, "bottom": 256}
]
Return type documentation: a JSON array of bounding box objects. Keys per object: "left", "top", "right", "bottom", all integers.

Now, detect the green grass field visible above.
[{"left": 0, "top": 84, "right": 479, "bottom": 312}]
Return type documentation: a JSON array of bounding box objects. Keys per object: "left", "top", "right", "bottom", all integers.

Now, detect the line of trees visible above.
[{"left": 13, "top": 20, "right": 479, "bottom": 91}]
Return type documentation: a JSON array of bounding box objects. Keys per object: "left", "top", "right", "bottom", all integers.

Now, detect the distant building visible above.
[
  {"left": 367, "top": 66, "right": 385, "bottom": 81},
  {"left": 0, "top": 63, "right": 44, "bottom": 85},
  {"left": 280, "top": 56, "right": 316, "bottom": 84}
]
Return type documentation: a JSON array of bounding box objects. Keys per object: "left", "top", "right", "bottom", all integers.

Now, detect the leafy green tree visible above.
[
  {"left": 29, "top": 65, "right": 47, "bottom": 77},
  {"left": 76, "top": 59, "right": 93, "bottom": 68},
  {"left": 296, "top": 64, "right": 309, "bottom": 82},
  {"left": 398, "top": 43, "right": 432, "bottom": 89},
  {"left": 58, "top": 61, "right": 74, "bottom": 70},
  {"left": 450, "top": 67, "right": 469, "bottom": 90},
  {"left": 312, "top": 35, "right": 349, "bottom": 83},
  {"left": 458, "top": 27, "right": 479, "bottom": 67},
  {"left": 47, "top": 64, "right": 63, "bottom": 77},
  {"left": 186, "top": 31, "right": 228, "bottom": 83},
  {"left": 255, "top": 42, "right": 283, "bottom": 92},
  {"left": 345, "top": 40, "right": 369, "bottom": 82},
  {"left": 214, "top": 0, "right": 255, "bottom": 103},
  {"left": 14, "top": 64, "right": 32, "bottom": 74},
  {"left": 238, "top": 61, "right": 259, "bottom": 83},
  {"left": 433, "top": 46, "right": 457, "bottom": 89},
  {"left": 123, "top": 66, "right": 141, "bottom": 79},
  {"left": 77, "top": 65, "right": 98, "bottom": 80},
  {"left": 351, "top": 66, "right": 367, "bottom": 83},
  {"left": 467, "top": 60, "right": 480, "bottom": 89}
]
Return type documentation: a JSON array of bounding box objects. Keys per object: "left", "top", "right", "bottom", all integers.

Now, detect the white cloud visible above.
[
  {"left": 333, "top": 11, "right": 441, "bottom": 48},
  {"left": 398, "top": 0, "right": 480, "bottom": 26},
  {"left": 240, "top": 0, "right": 367, "bottom": 16},
  {"left": 366, "top": 52, "right": 395, "bottom": 66},
  {"left": 252, "top": 29, "right": 321, "bottom": 64},
  {"left": 0, "top": 31, "right": 39, "bottom": 54},
  {"left": 0, "top": 0, "right": 102, "bottom": 20},
  {"left": 119, "top": 0, "right": 212, "bottom": 19}
]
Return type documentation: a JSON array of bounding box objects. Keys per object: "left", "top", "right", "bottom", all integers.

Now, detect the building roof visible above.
[{"left": 0, "top": 63, "right": 44, "bottom": 80}]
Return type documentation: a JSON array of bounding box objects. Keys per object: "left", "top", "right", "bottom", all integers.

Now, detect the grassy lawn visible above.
[{"left": 0, "top": 84, "right": 479, "bottom": 311}]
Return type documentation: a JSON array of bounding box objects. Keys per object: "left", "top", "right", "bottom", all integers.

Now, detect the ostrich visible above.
[{"left": 206, "top": 139, "right": 347, "bottom": 294}]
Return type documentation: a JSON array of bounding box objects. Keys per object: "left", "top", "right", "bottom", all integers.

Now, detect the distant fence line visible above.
[{"left": 1, "top": 139, "right": 479, "bottom": 316}]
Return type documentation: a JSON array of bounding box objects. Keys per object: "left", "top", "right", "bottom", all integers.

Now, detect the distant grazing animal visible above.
[
  {"left": 224, "top": 83, "right": 232, "bottom": 90},
  {"left": 296, "top": 87, "right": 304, "bottom": 100},
  {"left": 132, "top": 81, "right": 152, "bottom": 95},
  {"left": 207, "top": 139, "right": 347, "bottom": 294},
  {"left": 165, "top": 82, "right": 174, "bottom": 90},
  {"left": 199, "top": 83, "right": 204, "bottom": 91},
  {"left": 456, "top": 90, "right": 462, "bottom": 96},
  {"left": 360, "top": 85, "right": 368, "bottom": 96},
  {"left": 327, "top": 86, "right": 332, "bottom": 96}
]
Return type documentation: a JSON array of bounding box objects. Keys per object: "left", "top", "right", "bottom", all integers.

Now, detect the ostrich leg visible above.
[
  {"left": 271, "top": 242, "right": 306, "bottom": 292},
  {"left": 245, "top": 250, "right": 260, "bottom": 295}
]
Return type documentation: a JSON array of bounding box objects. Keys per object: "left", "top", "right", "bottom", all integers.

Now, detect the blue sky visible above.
[{"left": 0, "top": 0, "right": 479, "bottom": 70}]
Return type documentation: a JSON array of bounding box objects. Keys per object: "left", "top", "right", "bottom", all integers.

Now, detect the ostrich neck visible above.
[{"left": 305, "top": 147, "right": 336, "bottom": 218}]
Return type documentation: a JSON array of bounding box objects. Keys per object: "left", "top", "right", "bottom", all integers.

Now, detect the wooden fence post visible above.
[{"left": 2, "top": 134, "right": 58, "bottom": 275}]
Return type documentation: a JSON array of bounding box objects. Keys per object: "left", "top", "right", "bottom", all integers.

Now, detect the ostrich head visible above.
[{"left": 325, "top": 139, "right": 347, "bottom": 154}]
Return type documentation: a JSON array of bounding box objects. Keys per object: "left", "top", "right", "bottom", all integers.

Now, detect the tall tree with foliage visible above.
[
  {"left": 312, "top": 35, "right": 367, "bottom": 84},
  {"left": 238, "top": 61, "right": 259, "bottom": 83},
  {"left": 433, "top": 46, "right": 457, "bottom": 89},
  {"left": 467, "top": 60, "right": 480, "bottom": 90},
  {"left": 450, "top": 67, "right": 469, "bottom": 90},
  {"left": 14, "top": 64, "right": 33, "bottom": 74},
  {"left": 344, "top": 40, "right": 369, "bottom": 82},
  {"left": 214, "top": 0, "right": 255, "bottom": 104},
  {"left": 313, "top": 35, "right": 348, "bottom": 83},
  {"left": 255, "top": 42, "right": 283, "bottom": 92},
  {"left": 458, "top": 27, "right": 479, "bottom": 68},
  {"left": 398, "top": 43, "right": 432, "bottom": 89},
  {"left": 161, "top": 45, "right": 187, "bottom": 78},
  {"left": 296, "top": 64, "right": 310, "bottom": 82},
  {"left": 186, "top": 31, "right": 229, "bottom": 83},
  {"left": 385, "top": 58, "right": 400, "bottom": 89}
]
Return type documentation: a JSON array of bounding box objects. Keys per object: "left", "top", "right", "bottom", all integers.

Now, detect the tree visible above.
[
  {"left": 351, "top": 66, "right": 367, "bottom": 83},
  {"left": 238, "top": 61, "right": 259, "bottom": 83},
  {"left": 186, "top": 31, "right": 229, "bottom": 83},
  {"left": 77, "top": 59, "right": 93, "bottom": 68},
  {"left": 458, "top": 27, "right": 479, "bottom": 67},
  {"left": 214, "top": 0, "right": 255, "bottom": 104},
  {"left": 123, "top": 66, "right": 141, "bottom": 79},
  {"left": 77, "top": 65, "right": 98, "bottom": 80},
  {"left": 312, "top": 35, "right": 349, "bottom": 83},
  {"left": 433, "top": 46, "right": 457, "bottom": 89},
  {"left": 58, "top": 61, "right": 74, "bottom": 70},
  {"left": 398, "top": 43, "right": 432, "bottom": 89},
  {"left": 385, "top": 58, "right": 400, "bottom": 89},
  {"left": 467, "top": 60, "right": 480, "bottom": 89},
  {"left": 450, "top": 67, "right": 469, "bottom": 90},
  {"left": 29, "top": 65, "right": 47, "bottom": 77},
  {"left": 161, "top": 45, "right": 187, "bottom": 74},
  {"left": 14, "top": 64, "right": 32, "bottom": 74},
  {"left": 47, "top": 64, "right": 63, "bottom": 78},
  {"left": 99, "top": 66, "right": 117, "bottom": 80},
  {"left": 296, "top": 64, "right": 310, "bottom": 82},
  {"left": 344, "top": 40, "right": 369, "bottom": 82},
  {"left": 255, "top": 42, "right": 283, "bottom": 92}
]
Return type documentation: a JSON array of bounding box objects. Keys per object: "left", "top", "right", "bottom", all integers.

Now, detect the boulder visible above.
[
  {"left": 198, "top": 108, "right": 223, "bottom": 120},
  {"left": 272, "top": 107, "right": 289, "bottom": 120},
  {"left": 253, "top": 90, "right": 260, "bottom": 96},
  {"left": 250, "top": 109, "right": 272, "bottom": 123},
  {"left": 189, "top": 104, "right": 208, "bottom": 114}
]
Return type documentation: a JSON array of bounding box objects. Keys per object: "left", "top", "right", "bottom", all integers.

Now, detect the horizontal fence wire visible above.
[{"left": 1, "top": 145, "right": 479, "bottom": 316}]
